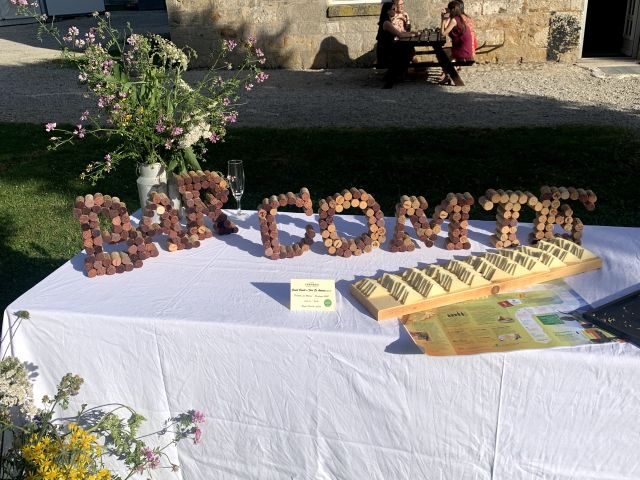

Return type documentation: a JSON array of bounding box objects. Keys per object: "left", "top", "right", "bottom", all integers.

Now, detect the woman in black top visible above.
[{"left": 376, "top": 1, "right": 416, "bottom": 89}]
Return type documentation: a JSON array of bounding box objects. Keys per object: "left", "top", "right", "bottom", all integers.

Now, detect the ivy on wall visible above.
[{"left": 547, "top": 12, "right": 581, "bottom": 61}]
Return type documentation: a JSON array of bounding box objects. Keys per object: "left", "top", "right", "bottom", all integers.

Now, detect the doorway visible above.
[
  {"left": 584, "top": 0, "right": 640, "bottom": 58},
  {"left": 582, "top": 0, "right": 628, "bottom": 57}
]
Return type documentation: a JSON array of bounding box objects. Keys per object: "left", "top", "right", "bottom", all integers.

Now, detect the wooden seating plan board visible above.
[{"left": 350, "top": 237, "right": 602, "bottom": 320}]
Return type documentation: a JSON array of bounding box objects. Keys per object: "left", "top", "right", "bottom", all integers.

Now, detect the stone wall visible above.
[{"left": 165, "top": 0, "right": 585, "bottom": 69}]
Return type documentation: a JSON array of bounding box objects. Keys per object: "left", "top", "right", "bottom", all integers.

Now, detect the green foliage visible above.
[
  {"left": 0, "top": 334, "right": 205, "bottom": 479},
  {"left": 548, "top": 13, "right": 581, "bottom": 61},
  {"left": 12, "top": 4, "right": 266, "bottom": 184}
]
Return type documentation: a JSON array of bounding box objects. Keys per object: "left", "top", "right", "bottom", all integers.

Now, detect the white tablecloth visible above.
[{"left": 3, "top": 213, "right": 640, "bottom": 479}]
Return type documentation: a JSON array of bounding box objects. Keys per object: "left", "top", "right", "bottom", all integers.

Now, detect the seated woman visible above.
[
  {"left": 376, "top": 1, "right": 416, "bottom": 89},
  {"left": 439, "top": 0, "right": 474, "bottom": 84}
]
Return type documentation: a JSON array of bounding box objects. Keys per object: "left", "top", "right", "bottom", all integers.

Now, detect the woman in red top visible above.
[{"left": 439, "top": 0, "right": 474, "bottom": 84}]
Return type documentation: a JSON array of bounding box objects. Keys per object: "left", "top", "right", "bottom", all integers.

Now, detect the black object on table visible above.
[{"left": 582, "top": 288, "right": 640, "bottom": 347}]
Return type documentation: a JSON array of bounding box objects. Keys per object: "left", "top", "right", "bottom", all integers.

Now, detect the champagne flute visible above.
[{"left": 227, "top": 159, "right": 245, "bottom": 216}]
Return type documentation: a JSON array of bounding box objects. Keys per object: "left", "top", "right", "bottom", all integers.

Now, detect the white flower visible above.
[
  {"left": 177, "top": 78, "right": 193, "bottom": 92},
  {"left": 0, "top": 357, "right": 37, "bottom": 419},
  {"left": 178, "top": 120, "right": 212, "bottom": 149}
]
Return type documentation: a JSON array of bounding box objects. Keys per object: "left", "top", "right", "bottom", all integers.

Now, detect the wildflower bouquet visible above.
[
  {"left": 11, "top": 1, "right": 267, "bottom": 184},
  {"left": 0, "top": 313, "right": 205, "bottom": 480}
]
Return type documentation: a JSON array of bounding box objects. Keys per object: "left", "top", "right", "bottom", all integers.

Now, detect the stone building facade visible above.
[{"left": 166, "top": 0, "right": 586, "bottom": 69}]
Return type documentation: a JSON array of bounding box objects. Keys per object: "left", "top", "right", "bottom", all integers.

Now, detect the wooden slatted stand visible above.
[{"left": 350, "top": 240, "right": 602, "bottom": 320}]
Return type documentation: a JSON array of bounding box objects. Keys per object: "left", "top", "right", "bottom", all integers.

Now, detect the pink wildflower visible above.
[
  {"left": 68, "top": 26, "right": 79, "bottom": 36},
  {"left": 155, "top": 120, "right": 166, "bottom": 133},
  {"left": 84, "top": 28, "right": 96, "bottom": 44},
  {"left": 244, "top": 83, "right": 254, "bottom": 92},
  {"left": 104, "top": 153, "right": 112, "bottom": 163},
  {"left": 222, "top": 97, "right": 231, "bottom": 107},
  {"left": 142, "top": 447, "right": 160, "bottom": 469},
  {"left": 73, "top": 124, "right": 86, "bottom": 138},
  {"left": 45, "top": 122, "right": 56, "bottom": 132},
  {"left": 255, "top": 72, "right": 269, "bottom": 83},
  {"left": 191, "top": 410, "right": 205, "bottom": 424},
  {"left": 164, "top": 141, "right": 172, "bottom": 150},
  {"left": 255, "top": 48, "right": 264, "bottom": 58},
  {"left": 224, "top": 113, "right": 237, "bottom": 123},
  {"left": 208, "top": 133, "right": 220, "bottom": 143},
  {"left": 80, "top": 110, "right": 89, "bottom": 121},
  {"left": 194, "top": 427, "right": 202, "bottom": 444},
  {"left": 171, "top": 127, "right": 183, "bottom": 136},
  {"left": 224, "top": 39, "right": 237, "bottom": 51}
]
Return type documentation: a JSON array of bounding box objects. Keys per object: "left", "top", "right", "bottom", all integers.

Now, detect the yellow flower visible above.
[{"left": 20, "top": 425, "right": 113, "bottom": 480}]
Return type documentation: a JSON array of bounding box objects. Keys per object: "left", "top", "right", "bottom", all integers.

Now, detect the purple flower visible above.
[
  {"left": 171, "top": 127, "right": 183, "bottom": 136},
  {"left": 194, "top": 427, "right": 202, "bottom": 444},
  {"left": 208, "top": 133, "right": 220, "bottom": 143},
  {"left": 244, "top": 83, "right": 254, "bottom": 92},
  {"left": 74, "top": 124, "right": 86, "bottom": 138},
  {"left": 255, "top": 72, "right": 269, "bottom": 83},
  {"left": 142, "top": 447, "right": 160, "bottom": 469},
  {"left": 104, "top": 153, "right": 111, "bottom": 163},
  {"left": 255, "top": 48, "right": 264, "bottom": 58},
  {"left": 224, "top": 113, "right": 237, "bottom": 124},
  {"left": 80, "top": 110, "right": 89, "bottom": 121},
  {"left": 191, "top": 410, "right": 205, "bottom": 424},
  {"left": 155, "top": 120, "right": 166, "bottom": 133},
  {"left": 224, "top": 39, "right": 238, "bottom": 51},
  {"left": 45, "top": 122, "right": 56, "bottom": 132},
  {"left": 222, "top": 97, "right": 231, "bottom": 107},
  {"left": 68, "top": 26, "right": 80, "bottom": 36}
]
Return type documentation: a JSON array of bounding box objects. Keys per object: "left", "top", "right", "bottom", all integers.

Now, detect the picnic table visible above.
[{"left": 396, "top": 29, "right": 473, "bottom": 86}]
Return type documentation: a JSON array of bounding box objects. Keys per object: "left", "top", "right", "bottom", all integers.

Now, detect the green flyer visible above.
[{"left": 403, "top": 280, "right": 616, "bottom": 356}]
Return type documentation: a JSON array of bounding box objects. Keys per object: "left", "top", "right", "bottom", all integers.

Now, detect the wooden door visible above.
[{"left": 622, "top": 0, "right": 640, "bottom": 56}]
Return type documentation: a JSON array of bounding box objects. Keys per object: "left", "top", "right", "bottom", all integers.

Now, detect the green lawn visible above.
[{"left": 1, "top": 123, "right": 639, "bottom": 310}]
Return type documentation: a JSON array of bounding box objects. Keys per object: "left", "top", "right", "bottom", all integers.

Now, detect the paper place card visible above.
[{"left": 290, "top": 279, "right": 336, "bottom": 311}]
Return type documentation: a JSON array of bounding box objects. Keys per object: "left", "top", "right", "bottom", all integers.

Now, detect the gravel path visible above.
[{"left": 1, "top": 11, "right": 638, "bottom": 129}]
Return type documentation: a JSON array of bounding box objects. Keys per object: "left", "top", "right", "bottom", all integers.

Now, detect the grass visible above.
[{"left": 1, "top": 123, "right": 639, "bottom": 310}]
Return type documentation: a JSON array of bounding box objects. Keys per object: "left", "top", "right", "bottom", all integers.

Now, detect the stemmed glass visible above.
[{"left": 227, "top": 159, "right": 245, "bottom": 216}]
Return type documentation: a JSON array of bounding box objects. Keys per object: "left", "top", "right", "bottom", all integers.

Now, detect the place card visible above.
[{"left": 290, "top": 279, "right": 336, "bottom": 311}]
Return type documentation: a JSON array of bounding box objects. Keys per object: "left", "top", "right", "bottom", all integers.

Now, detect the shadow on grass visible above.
[{"left": 0, "top": 213, "right": 69, "bottom": 311}]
